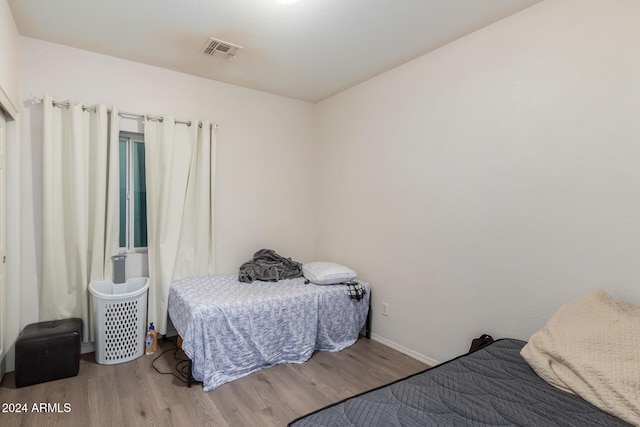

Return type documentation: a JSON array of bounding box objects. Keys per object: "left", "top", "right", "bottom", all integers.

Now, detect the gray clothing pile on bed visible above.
[
  {"left": 238, "top": 248, "right": 303, "bottom": 283},
  {"left": 288, "top": 339, "right": 631, "bottom": 426}
]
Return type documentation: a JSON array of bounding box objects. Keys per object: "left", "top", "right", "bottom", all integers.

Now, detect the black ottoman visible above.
[{"left": 15, "top": 318, "right": 82, "bottom": 388}]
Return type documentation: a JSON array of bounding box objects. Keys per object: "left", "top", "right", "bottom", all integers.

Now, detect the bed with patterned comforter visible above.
[{"left": 168, "top": 275, "right": 370, "bottom": 391}]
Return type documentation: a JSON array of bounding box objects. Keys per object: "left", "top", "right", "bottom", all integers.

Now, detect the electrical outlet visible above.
[{"left": 382, "top": 303, "right": 389, "bottom": 316}]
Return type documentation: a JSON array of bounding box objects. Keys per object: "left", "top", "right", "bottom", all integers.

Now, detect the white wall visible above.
[
  {"left": 0, "top": 0, "right": 19, "bottom": 110},
  {"left": 0, "top": 0, "right": 21, "bottom": 375},
  {"left": 315, "top": 0, "right": 640, "bottom": 364},
  {"left": 12, "top": 0, "right": 640, "bottom": 370},
  {"left": 19, "top": 37, "right": 317, "bottom": 331}
]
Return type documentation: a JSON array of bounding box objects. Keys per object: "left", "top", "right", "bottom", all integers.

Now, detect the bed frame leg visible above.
[
  {"left": 187, "top": 359, "right": 193, "bottom": 388},
  {"left": 365, "top": 303, "right": 372, "bottom": 339}
]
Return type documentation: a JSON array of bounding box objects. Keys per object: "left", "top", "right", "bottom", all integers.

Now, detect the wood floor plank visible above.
[
  {"left": 87, "top": 372, "right": 125, "bottom": 426},
  {"left": 0, "top": 336, "right": 428, "bottom": 426}
]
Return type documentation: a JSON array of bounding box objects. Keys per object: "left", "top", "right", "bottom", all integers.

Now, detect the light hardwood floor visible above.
[{"left": 0, "top": 336, "right": 428, "bottom": 426}]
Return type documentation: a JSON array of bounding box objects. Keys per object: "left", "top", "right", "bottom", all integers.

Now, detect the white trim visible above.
[
  {"left": 370, "top": 333, "right": 441, "bottom": 367},
  {"left": 0, "top": 111, "right": 5, "bottom": 363},
  {"left": 1, "top": 100, "right": 19, "bottom": 375},
  {"left": 81, "top": 342, "right": 95, "bottom": 354},
  {"left": 0, "top": 86, "right": 18, "bottom": 120}
]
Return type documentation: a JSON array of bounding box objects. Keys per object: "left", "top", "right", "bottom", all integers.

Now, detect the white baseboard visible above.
[
  {"left": 81, "top": 342, "right": 95, "bottom": 354},
  {"left": 81, "top": 322, "right": 178, "bottom": 355},
  {"left": 0, "top": 355, "right": 5, "bottom": 383},
  {"left": 165, "top": 318, "right": 178, "bottom": 337},
  {"left": 370, "top": 333, "right": 440, "bottom": 367},
  {"left": 82, "top": 331, "right": 438, "bottom": 367}
]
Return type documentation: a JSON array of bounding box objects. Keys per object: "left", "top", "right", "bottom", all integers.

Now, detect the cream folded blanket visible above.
[{"left": 521, "top": 289, "right": 640, "bottom": 426}]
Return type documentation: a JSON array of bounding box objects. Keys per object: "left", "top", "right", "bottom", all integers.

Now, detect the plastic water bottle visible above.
[
  {"left": 150, "top": 322, "right": 157, "bottom": 352},
  {"left": 145, "top": 326, "right": 154, "bottom": 355}
]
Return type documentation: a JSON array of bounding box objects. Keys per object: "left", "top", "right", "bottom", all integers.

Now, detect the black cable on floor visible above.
[{"left": 150, "top": 338, "right": 202, "bottom": 386}]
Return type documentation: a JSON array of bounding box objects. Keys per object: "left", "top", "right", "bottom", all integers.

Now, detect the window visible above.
[{"left": 119, "top": 132, "right": 147, "bottom": 250}]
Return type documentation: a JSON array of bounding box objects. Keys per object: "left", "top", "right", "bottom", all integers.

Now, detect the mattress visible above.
[
  {"left": 168, "top": 275, "right": 370, "bottom": 391},
  {"left": 288, "top": 339, "right": 632, "bottom": 426}
]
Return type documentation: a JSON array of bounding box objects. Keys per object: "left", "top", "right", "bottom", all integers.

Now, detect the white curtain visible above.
[
  {"left": 41, "top": 95, "right": 120, "bottom": 342},
  {"left": 145, "top": 117, "right": 216, "bottom": 335}
]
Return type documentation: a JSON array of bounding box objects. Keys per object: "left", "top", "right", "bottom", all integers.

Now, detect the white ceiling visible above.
[{"left": 8, "top": 0, "right": 542, "bottom": 102}]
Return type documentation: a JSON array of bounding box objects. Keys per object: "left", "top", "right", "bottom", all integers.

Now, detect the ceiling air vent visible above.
[{"left": 200, "top": 37, "right": 243, "bottom": 60}]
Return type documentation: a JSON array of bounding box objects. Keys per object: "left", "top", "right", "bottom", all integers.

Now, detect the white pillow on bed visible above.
[{"left": 302, "top": 262, "right": 356, "bottom": 285}]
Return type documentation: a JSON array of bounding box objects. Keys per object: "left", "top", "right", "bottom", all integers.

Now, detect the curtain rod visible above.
[{"left": 32, "top": 96, "right": 218, "bottom": 130}]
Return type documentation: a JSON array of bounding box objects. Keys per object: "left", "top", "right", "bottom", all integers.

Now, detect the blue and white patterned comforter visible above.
[{"left": 168, "top": 275, "right": 370, "bottom": 391}]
